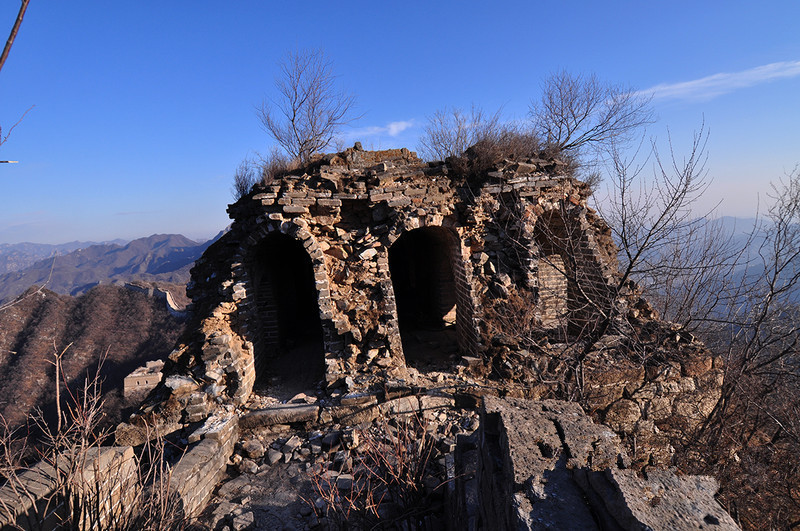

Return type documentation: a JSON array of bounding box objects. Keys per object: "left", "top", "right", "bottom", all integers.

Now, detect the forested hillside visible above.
[{"left": 0, "top": 284, "right": 185, "bottom": 430}]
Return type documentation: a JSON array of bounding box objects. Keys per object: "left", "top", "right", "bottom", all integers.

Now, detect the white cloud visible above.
[
  {"left": 348, "top": 120, "right": 415, "bottom": 140},
  {"left": 637, "top": 60, "right": 800, "bottom": 102},
  {"left": 386, "top": 120, "right": 414, "bottom": 136}
]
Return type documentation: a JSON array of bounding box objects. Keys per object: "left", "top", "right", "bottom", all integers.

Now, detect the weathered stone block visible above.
[
  {"left": 603, "top": 399, "right": 641, "bottom": 433},
  {"left": 239, "top": 404, "right": 319, "bottom": 428}
]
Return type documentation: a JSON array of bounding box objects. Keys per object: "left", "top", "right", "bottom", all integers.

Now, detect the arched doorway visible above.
[
  {"left": 388, "top": 227, "right": 475, "bottom": 368},
  {"left": 248, "top": 232, "right": 324, "bottom": 389}
]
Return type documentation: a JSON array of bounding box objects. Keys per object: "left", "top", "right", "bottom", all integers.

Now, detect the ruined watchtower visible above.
[{"left": 178, "top": 145, "right": 617, "bottom": 406}]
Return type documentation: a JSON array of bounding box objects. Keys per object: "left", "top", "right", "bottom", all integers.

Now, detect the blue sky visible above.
[{"left": 1, "top": 1, "right": 798, "bottom": 244}]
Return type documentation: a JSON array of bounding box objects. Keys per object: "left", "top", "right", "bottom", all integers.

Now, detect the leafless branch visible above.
[
  {"left": 0, "top": 104, "right": 33, "bottom": 151},
  {"left": 530, "top": 71, "right": 654, "bottom": 157},
  {"left": 0, "top": 0, "right": 30, "bottom": 75}
]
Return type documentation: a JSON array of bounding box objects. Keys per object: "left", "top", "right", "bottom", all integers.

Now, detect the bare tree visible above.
[
  {"left": 530, "top": 71, "right": 653, "bottom": 158},
  {"left": 669, "top": 166, "right": 800, "bottom": 529},
  {"left": 258, "top": 49, "right": 358, "bottom": 163},
  {"left": 417, "top": 105, "right": 503, "bottom": 161}
]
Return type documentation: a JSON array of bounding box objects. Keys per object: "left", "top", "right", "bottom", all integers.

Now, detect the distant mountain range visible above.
[
  {"left": 0, "top": 239, "right": 127, "bottom": 275},
  {"left": 0, "top": 233, "right": 222, "bottom": 303}
]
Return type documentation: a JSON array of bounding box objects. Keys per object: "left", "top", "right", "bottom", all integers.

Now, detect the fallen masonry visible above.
[
  {"left": 195, "top": 391, "right": 738, "bottom": 530},
  {"left": 0, "top": 392, "right": 738, "bottom": 530}
]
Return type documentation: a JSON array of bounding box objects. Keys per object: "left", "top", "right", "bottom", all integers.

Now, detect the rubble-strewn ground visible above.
[{"left": 200, "top": 374, "right": 481, "bottom": 531}]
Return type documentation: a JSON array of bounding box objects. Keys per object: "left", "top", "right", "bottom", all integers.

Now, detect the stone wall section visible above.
[
  {"left": 581, "top": 334, "right": 724, "bottom": 464},
  {"left": 123, "top": 281, "right": 187, "bottom": 319},
  {"left": 171, "top": 413, "right": 239, "bottom": 516},
  {"left": 454, "top": 396, "right": 738, "bottom": 530},
  {"left": 0, "top": 415, "right": 239, "bottom": 529},
  {"left": 0, "top": 446, "right": 137, "bottom": 530}
]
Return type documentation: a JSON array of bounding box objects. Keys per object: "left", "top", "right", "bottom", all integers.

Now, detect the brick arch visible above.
[
  {"left": 231, "top": 219, "right": 338, "bottom": 387},
  {"left": 385, "top": 222, "right": 480, "bottom": 365}
]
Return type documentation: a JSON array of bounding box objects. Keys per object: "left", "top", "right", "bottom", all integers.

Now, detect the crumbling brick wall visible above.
[{"left": 118, "top": 145, "right": 731, "bottom": 505}]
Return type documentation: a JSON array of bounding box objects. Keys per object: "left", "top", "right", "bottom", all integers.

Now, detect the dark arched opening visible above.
[
  {"left": 248, "top": 232, "right": 324, "bottom": 389},
  {"left": 389, "top": 227, "right": 474, "bottom": 368}
]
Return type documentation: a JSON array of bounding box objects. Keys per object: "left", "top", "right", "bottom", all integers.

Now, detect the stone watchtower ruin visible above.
[
  {"left": 2, "top": 145, "right": 736, "bottom": 530},
  {"left": 177, "top": 144, "right": 619, "bottom": 409}
]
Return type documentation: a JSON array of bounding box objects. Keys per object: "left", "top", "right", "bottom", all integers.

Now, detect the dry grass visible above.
[
  {"left": 306, "top": 415, "right": 446, "bottom": 529},
  {"left": 0, "top": 345, "right": 189, "bottom": 530}
]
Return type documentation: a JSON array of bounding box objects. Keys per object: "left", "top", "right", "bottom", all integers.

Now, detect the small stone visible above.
[
  {"left": 231, "top": 511, "right": 255, "bottom": 531},
  {"left": 321, "top": 431, "right": 340, "bottom": 450},
  {"left": 267, "top": 448, "right": 282, "bottom": 465},
  {"left": 282, "top": 434, "right": 303, "bottom": 454},
  {"left": 358, "top": 248, "right": 378, "bottom": 260},
  {"left": 337, "top": 474, "right": 354, "bottom": 490},
  {"left": 238, "top": 458, "right": 258, "bottom": 475},
  {"left": 242, "top": 439, "right": 265, "bottom": 459},
  {"left": 341, "top": 429, "right": 360, "bottom": 450}
]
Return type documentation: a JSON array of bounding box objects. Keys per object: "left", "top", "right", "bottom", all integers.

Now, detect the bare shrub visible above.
[
  {"left": 417, "top": 105, "right": 503, "bottom": 162},
  {"left": 448, "top": 128, "right": 543, "bottom": 187},
  {"left": 417, "top": 105, "right": 546, "bottom": 184},
  {"left": 231, "top": 150, "right": 298, "bottom": 200},
  {"left": 0, "top": 345, "right": 188, "bottom": 530},
  {"left": 231, "top": 159, "right": 258, "bottom": 200},
  {"left": 258, "top": 49, "right": 358, "bottom": 163},
  {"left": 675, "top": 166, "right": 800, "bottom": 529},
  {"left": 258, "top": 147, "right": 296, "bottom": 185},
  {"left": 307, "top": 415, "right": 444, "bottom": 529}
]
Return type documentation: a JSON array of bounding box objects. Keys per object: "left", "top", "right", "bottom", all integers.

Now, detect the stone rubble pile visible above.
[{"left": 203, "top": 384, "right": 480, "bottom": 530}]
